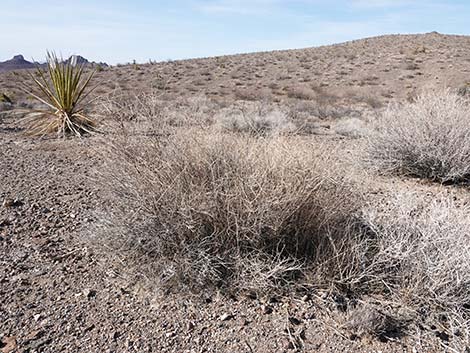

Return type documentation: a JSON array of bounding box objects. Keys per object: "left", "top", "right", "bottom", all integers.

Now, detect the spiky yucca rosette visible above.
[{"left": 19, "top": 52, "right": 97, "bottom": 137}]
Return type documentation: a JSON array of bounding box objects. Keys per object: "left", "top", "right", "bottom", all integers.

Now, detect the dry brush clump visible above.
[
  {"left": 92, "top": 95, "right": 470, "bottom": 347},
  {"left": 216, "top": 103, "right": 296, "bottom": 136},
  {"left": 93, "top": 126, "right": 361, "bottom": 294},
  {"left": 357, "top": 192, "right": 470, "bottom": 347},
  {"left": 99, "top": 91, "right": 216, "bottom": 133},
  {"left": 366, "top": 90, "right": 470, "bottom": 183}
]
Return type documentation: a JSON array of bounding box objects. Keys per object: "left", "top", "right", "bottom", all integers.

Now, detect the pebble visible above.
[
  {"left": 2, "top": 198, "right": 14, "bottom": 208},
  {"left": 288, "top": 316, "right": 302, "bottom": 325},
  {"left": 261, "top": 305, "right": 273, "bottom": 314},
  {"left": 219, "top": 313, "right": 233, "bottom": 321},
  {"left": 165, "top": 331, "right": 176, "bottom": 338}
]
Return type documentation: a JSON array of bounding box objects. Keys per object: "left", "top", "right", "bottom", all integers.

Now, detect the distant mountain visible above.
[
  {"left": 0, "top": 55, "right": 36, "bottom": 71},
  {"left": 64, "top": 55, "right": 109, "bottom": 68},
  {"left": 0, "top": 54, "right": 108, "bottom": 72}
]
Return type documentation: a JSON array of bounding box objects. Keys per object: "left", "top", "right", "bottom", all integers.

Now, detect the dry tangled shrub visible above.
[
  {"left": 356, "top": 192, "right": 470, "bottom": 348},
  {"left": 92, "top": 94, "right": 470, "bottom": 347},
  {"left": 99, "top": 91, "right": 216, "bottom": 134},
  {"left": 361, "top": 192, "right": 470, "bottom": 310},
  {"left": 93, "top": 127, "right": 360, "bottom": 294},
  {"left": 216, "top": 103, "right": 296, "bottom": 136},
  {"left": 333, "top": 117, "right": 371, "bottom": 138},
  {"left": 366, "top": 90, "right": 470, "bottom": 182}
]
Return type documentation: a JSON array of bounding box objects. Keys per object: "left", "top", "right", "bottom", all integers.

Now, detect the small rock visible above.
[
  {"left": 219, "top": 313, "right": 233, "bottom": 321},
  {"left": 84, "top": 289, "right": 97, "bottom": 299},
  {"left": 187, "top": 321, "right": 195, "bottom": 331},
  {"left": 288, "top": 317, "right": 302, "bottom": 325},
  {"left": 262, "top": 305, "right": 273, "bottom": 314},
  {"left": 2, "top": 198, "right": 14, "bottom": 208},
  {"left": 1, "top": 336, "right": 17, "bottom": 353}
]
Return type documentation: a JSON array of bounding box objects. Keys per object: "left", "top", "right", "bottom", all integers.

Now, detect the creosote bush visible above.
[
  {"left": 95, "top": 127, "right": 359, "bottom": 293},
  {"left": 366, "top": 90, "right": 470, "bottom": 182}
]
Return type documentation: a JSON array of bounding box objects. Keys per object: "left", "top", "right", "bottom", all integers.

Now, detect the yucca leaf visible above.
[{"left": 20, "top": 51, "right": 98, "bottom": 137}]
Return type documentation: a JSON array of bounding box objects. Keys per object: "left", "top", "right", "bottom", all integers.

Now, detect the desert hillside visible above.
[
  {"left": 2, "top": 32, "right": 470, "bottom": 106},
  {"left": 1, "top": 33, "right": 470, "bottom": 353}
]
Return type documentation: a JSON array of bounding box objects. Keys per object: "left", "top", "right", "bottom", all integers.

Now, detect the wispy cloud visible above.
[
  {"left": 197, "top": 0, "right": 283, "bottom": 14},
  {"left": 351, "top": 0, "right": 414, "bottom": 8}
]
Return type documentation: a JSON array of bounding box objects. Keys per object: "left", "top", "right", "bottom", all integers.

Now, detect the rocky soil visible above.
[{"left": 0, "top": 116, "right": 454, "bottom": 353}]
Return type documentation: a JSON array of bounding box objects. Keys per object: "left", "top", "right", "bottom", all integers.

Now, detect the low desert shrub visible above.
[
  {"left": 334, "top": 117, "right": 370, "bottom": 138},
  {"left": 234, "top": 88, "right": 270, "bottom": 101},
  {"left": 93, "top": 111, "right": 470, "bottom": 347},
  {"left": 217, "top": 103, "right": 295, "bottom": 136},
  {"left": 366, "top": 90, "right": 470, "bottom": 182},
  {"left": 361, "top": 193, "right": 470, "bottom": 310},
  {"left": 286, "top": 86, "right": 315, "bottom": 100},
  {"left": 100, "top": 92, "right": 215, "bottom": 133},
  {"left": 357, "top": 192, "right": 470, "bottom": 347},
  {"left": 94, "top": 127, "right": 359, "bottom": 293}
]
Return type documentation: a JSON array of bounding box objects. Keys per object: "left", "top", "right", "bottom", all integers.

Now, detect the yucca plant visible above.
[{"left": 20, "top": 51, "right": 97, "bottom": 137}]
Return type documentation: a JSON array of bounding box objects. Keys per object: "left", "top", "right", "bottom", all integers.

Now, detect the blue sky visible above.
[{"left": 1, "top": 0, "right": 469, "bottom": 64}]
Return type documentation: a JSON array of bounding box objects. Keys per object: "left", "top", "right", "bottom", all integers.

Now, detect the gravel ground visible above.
[{"left": 0, "top": 118, "right": 450, "bottom": 352}]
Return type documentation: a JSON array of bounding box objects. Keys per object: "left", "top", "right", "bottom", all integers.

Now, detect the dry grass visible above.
[{"left": 366, "top": 90, "right": 470, "bottom": 183}]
